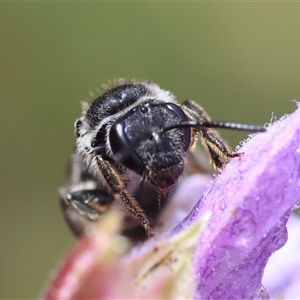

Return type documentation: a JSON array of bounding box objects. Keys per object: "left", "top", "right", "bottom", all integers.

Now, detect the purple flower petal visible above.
[
  {"left": 156, "top": 174, "right": 211, "bottom": 234},
  {"left": 263, "top": 213, "right": 300, "bottom": 299},
  {"left": 175, "top": 103, "right": 300, "bottom": 299},
  {"left": 42, "top": 104, "right": 300, "bottom": 300}
]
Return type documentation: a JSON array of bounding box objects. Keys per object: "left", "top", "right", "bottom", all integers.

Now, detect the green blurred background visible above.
[{"left": 1, "top": 3, "right": 300, "bottom": 299}]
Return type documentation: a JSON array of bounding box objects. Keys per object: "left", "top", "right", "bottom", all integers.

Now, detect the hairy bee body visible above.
[{"left": 60, "top": 79, "right": 265, "bottom": 239}]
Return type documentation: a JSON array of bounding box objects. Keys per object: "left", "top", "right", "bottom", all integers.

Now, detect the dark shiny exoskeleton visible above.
[
  {"left": 59, "top": 79, "right": 265, "bottom": 239},
  {"left": 110, "top": 102, "right": 191, "bottom": 188}
]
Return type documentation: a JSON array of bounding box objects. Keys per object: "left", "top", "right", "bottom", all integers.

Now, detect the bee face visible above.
[
  {"left": 109, "top": 102, "right": 191, "bottom": 188},
  {"left": 60, "top": 79, "right": 266, "bottom": 239}
]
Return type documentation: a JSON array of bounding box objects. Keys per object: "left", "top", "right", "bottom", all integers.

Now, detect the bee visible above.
[{"left": 59, "top": 79, "right": 265, "bottom": 239}]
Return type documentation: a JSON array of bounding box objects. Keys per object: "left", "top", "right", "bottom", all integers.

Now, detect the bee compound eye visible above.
[{"left": 109, "top": 121, "right": 145, "bottom": 175}]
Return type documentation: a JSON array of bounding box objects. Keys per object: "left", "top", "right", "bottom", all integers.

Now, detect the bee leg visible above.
[
  {"left": 182, "top": 100, "right": 212, "bottom": 121},
  {"left": 201, "top": 127, "right": 241, "bottom": 169},
  {"left": 59, "top": 152, "right": 115, "bottom": 237},
  {"left": 182, "top": 100, "right": 241, "bottom": 169},
  {"left": 95, "top": 156, "right": 154, "bottom": 237},
  {"left": 59, "top": 186, "right": 114, "bottom": 237}
]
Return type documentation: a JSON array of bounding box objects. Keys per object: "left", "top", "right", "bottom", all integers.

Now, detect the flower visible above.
[
  {"left": 41, "top": 103, "right": 300, "bottom": 299},
  {"left": 263, "top": 213, "right": 300, "bottom": 299}
]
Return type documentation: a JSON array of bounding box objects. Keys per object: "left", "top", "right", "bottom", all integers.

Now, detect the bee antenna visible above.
[{"left": 162, "top": 121, "right": 266, "bottom": 133}]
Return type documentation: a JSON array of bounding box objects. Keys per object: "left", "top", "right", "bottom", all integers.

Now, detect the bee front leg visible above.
[
  {"left": 95, "top": 156, "right": 154, "bottom": 237},
  {"left": 201, "top": 127, "right": 241, "bottom": 169},
  {"left": 182, "top": 100, "right": 241, "bottom": 170}
]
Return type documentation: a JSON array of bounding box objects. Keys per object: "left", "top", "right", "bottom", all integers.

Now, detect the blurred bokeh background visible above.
[{"left": 1, "top": 3, "right": 300, "bottom": 298}]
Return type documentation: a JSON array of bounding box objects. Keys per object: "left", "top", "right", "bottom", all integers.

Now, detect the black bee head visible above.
[{"left": 109, "top": 102, "right": 191, "bottom": 189}]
